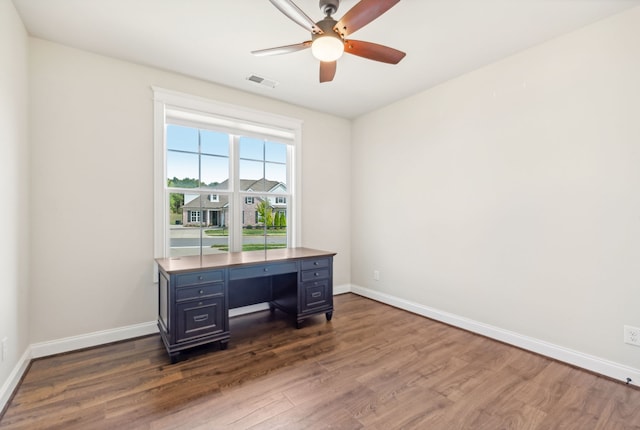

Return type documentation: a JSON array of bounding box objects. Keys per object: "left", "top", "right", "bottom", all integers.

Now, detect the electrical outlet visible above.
[
  {"left": 624, "top": 325, "right": 640, "bottom": 346},
  {"left": 373, "top": 270, "right": 380, "bottom": 281}
]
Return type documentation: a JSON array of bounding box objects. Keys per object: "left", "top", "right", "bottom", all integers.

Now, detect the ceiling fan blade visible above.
[
  {"left": 320, "top": 61, "right": 337, "bottom": 83},
  {"left": 251, "top": 41, "right": 312, "bottom": 57},
  {"left": 344, "top": 39, "right": 406, "bottom": 64},
  {"left": 269, "top": 0, "right": 322, "bottom": 34},
  {"left": 334, "top": 0, "right": 400, "bottom": 38}
]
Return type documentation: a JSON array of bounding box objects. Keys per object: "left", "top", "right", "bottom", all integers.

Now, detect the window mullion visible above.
[
  {"left": 198, "top": 131, "right": 203, "bottom": 256},
  {"left": 230, "top": 135, "right": 242, "bottom": 252}
]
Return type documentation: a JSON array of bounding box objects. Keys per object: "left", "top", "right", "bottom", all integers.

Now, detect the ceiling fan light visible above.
[{"left": 311, "top": 36, "right": 344, "bottom": 62}]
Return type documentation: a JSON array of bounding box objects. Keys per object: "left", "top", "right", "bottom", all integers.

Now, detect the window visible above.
[{"left": 154, "top": 87, "right": 301, "bottom": 261}]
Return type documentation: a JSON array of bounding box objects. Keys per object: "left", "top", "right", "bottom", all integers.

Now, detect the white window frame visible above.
[
  {"left": 189, "top": 210, "right": 201, "bottom": 223},
  {"left": 153, "top": 87, "right": 302, "bottom": 276}
]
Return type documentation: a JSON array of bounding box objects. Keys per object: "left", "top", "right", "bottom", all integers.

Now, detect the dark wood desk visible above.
[{"left": 155, "top": 248, "right": 336, "bottom": 362}]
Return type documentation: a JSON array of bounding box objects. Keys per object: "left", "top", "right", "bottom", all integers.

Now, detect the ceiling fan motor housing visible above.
[
  {"left": 319, "top": 0, "right": 339, "bottom": 16},
  {"left": 313, "top": 16, "right": 341, "bottom": 42}
]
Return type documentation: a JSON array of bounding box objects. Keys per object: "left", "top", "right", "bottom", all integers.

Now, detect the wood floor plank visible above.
[{"left": 1, "top": 293, "right": 638, "bottom": 429}]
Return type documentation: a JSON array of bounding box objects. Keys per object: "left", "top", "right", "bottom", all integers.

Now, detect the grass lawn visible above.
[
  {"left": 170, "top": 213, "right": 182, "bottom": 225},
  {"left": 205, "top": 228, "right": 286, "bottom": 236},
  {"left": 211, "top": 243, "right": 287, "bottom": 251}
]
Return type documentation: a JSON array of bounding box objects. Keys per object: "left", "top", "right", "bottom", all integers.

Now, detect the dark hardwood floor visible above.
[{"left": 1, "top": 293, "right": 639, "bottom": 429}]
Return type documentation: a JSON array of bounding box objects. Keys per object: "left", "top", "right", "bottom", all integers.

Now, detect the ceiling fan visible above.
[{"left": 252, "top": 0, "right": 406, "bottom": 83}]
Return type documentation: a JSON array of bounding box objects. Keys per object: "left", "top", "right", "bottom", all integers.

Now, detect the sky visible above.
[{"left": 166, "top": 124, "right": 288, "bottom": 187}]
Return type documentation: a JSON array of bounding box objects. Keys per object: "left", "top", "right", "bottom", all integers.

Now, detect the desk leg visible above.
[
  {"left": 169, "top": 352, "right": 180, "bottom": 364},
  {"left": 269, "top": 303, "right": 276, "bottom": 314},
  {"left": 326, "top": 311, "right": 333, "bottom": 321},
  {"left": 220, "top": 340, "right": 229, "bottom": 350}
]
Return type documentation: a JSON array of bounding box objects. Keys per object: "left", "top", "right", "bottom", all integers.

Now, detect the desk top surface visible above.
[{"left": 156, "top": 247, "right": 336, "bottom": 274}]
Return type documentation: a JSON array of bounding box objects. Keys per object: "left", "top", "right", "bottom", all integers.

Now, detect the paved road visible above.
[
  {"left": 170, "top": 235, "right": 286, "bottom": 247},
  {"left": 169, "top": 227, "right": 286, "bottom": 247}
]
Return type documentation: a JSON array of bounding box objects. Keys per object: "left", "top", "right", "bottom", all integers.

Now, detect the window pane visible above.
[
  {"left": 201, "top": 154, "right": 229, "bottom": 189},
  {"left": 168, "top": 192, "right": 184, "bottom": 227},
  {"left": 202, "top": 194, "right": 229, "bottom": 255},
  {"left": 168, "top": 194, "right": 229, "bottom": 256},
  {"left": 169, "top": 193, "right": 201, "bottom": 258},
  {"left": 265, "top": 141, "right": 286, "bottom": 163},
  {"left": 167, "top": 151, "right": 199, "bottom": 187},
  {"left": 239, "top": 137, "right": 264, "bottom": 161},
  {"left": 201, "top": 130, "right": 229, "bottom": 156},
  {"left": 265, "top": 162, "right": 287, "bottom": 190},
  {"left": 167, "top": 124, "right": 198, "bottom": 152},
  {"left": 239, "top": 159, "right": 264, "bottom": 182},
  {"left": 243, "top": 197, "right": 287, "bottom": 252},
  {"left": 182, "top": 194, "right": 202, "bottom": 226},
  {"left": 273, "top": 207, "right": 288, "bottom": 244},
  {"left": 241, "top": 194, "right": 256, "bottom": 234}
]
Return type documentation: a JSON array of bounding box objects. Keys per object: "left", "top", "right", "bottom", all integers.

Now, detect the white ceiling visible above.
[{"left": 12, "top": 0, "right": 640, "bottom": 118}]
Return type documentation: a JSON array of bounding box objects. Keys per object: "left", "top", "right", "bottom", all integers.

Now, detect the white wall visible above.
[
  {"left": 351, "top": 7, "right": 640, "bottom": 370},
  {"left": 0, "top": 0, "right": 30, "bottom": 399},
  {"left": 28, "top": 39, "right": 351, "bottom": 343}
]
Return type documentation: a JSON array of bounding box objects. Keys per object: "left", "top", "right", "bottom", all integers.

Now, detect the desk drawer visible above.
[
  {"left": 176, "top": 283, "right": 224, "bottom": 302},
  {"left": 176, "top": 270, "right": 224, "bottom": 287},
  {"left": 176, "top": 297, "right": 225, "bottom": 342},
  {"left": 229, "top": 262, "right": 298, "bottom": 280},
  {"left": 301, "top": 279, "right": 331, "bottom": 311},
  {"left": 301, "top": 258, "right": 330, "bottom": 271},
  {"left": 300, "top": 268, "right": 330, "bottom": 282}
]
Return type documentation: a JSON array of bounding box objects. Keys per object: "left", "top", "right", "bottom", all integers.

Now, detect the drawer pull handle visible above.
[
  {"left": 314, "top": 261, "right": 319, "bottom": 266},
  {"left": 264, "top": 268, "right": 269, "bottom": 272},
  {"left": 198, "top": 276, "right": 204, "bottom": 281},
  {"left": 193, "top": 315, "right": 208, "bottom": 323},
  {"left": 315, "top": 272, "right": 320, "bottom": 277},
  {"left": 311, "top": 292, "right": 322, "bottom": 298},
  {"left": 199, "top": 289, "right": 204, "bottom": 294}
]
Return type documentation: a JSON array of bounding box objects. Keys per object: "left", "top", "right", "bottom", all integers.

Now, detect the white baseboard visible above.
[
  {"left": 333, "top": 283, "right": 352, "bottom": 295},
  {"left": 30, "top": 321, "right": 159, "bottom": 359},
  {"left": 0, "top": 346, "right": 32, "bottom": 414},
  {"left": 229, "top": 303, "right": 271, "bottom": 317},
  {"left": 351, "top": 284, "right": 640, "bottom": 387}
]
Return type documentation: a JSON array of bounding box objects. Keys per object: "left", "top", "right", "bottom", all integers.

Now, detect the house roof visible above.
[
  {"left": 181, "top": 179, "right": 286, "bottom": 209},
  {"left": 240, "top": 179, "right": 282, "bottom": 193}
]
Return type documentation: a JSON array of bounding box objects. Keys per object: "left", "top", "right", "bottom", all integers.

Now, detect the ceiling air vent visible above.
[{"left": 246, "top": 74, "right": 279, "bottom": 89}]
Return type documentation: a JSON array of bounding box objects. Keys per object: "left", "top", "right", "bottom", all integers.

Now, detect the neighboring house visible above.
[
  {"left": 180, "top": 178, "right": 287, "bottom": 227},
  {"left": 181, "top": 192, "right": 228, "bottom": 227}
]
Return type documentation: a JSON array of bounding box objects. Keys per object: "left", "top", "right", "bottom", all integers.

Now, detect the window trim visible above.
[
  {"left": 153, "top": 87, "right": 302, "bottom": 280},
  {"left": 189, "top": 210, "right": 201, "bottom": 223}
]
